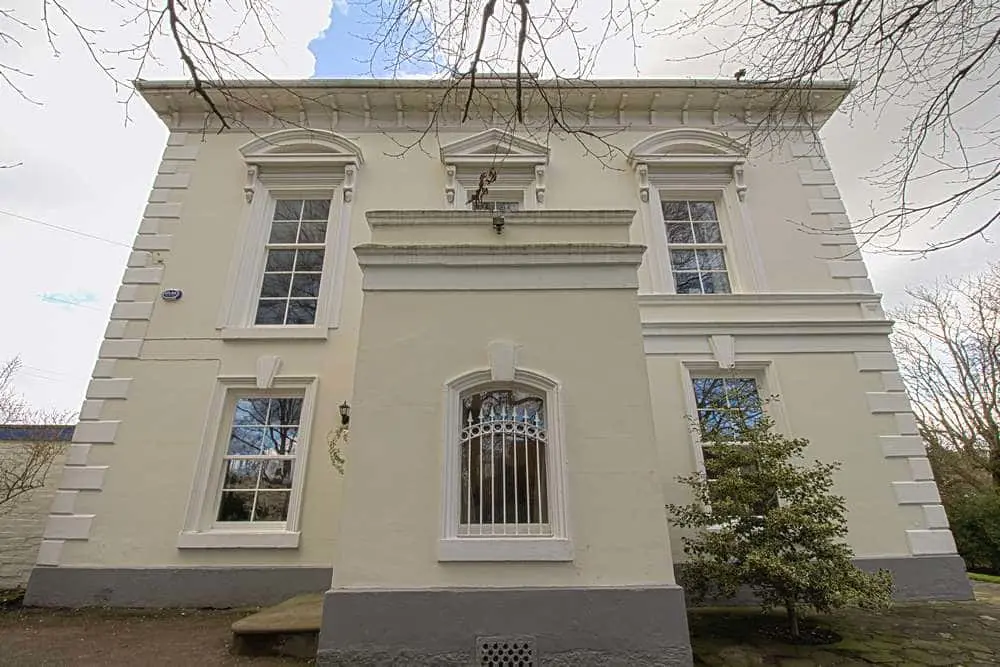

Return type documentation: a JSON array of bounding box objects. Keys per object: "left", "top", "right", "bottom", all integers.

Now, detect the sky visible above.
[{"left": 0, "top": 1, "right": 997, "bottom": 415}]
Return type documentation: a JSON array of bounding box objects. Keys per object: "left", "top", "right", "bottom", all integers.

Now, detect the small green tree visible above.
[{"left": 667, "top": 395, "right": 893, "bottom": 639}]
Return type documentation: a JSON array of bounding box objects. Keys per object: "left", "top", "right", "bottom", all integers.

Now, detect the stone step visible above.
[{"left": 231, "top": 592, "right": 323, "bottom": 659}]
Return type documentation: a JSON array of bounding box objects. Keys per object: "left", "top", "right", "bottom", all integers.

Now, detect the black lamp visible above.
[{"left": 339, "top": 401, "right": 351, "bottom": 426}]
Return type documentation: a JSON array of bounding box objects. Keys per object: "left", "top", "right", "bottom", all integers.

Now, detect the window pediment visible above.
[
  {"left": 440, "top": 128, "right": 549, "bottom": 166},
  {"left": 239, "top": 129, "right": 363, "bottom": 203},
  {"left": 630, "top": 129, "right": 748, "bottom": 203},
  {"left": 240, "top": 129, "right": 365, "bottom": 166}
]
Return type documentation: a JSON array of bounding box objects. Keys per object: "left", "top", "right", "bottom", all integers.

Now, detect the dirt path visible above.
[{"left": 0, "top": 607, "right": 309, "bottom": 667}]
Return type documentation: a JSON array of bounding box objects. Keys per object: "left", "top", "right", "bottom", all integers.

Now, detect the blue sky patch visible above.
[
  {"left": 39, "top": 291, "right": 99, "bottom": 309},
  {"left": 310, "top": 0, "right": 437, "bottom": 78}
]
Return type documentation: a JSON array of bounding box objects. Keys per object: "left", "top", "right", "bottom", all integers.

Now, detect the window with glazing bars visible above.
[
  {"left": 217, "top": 396, "right": 301, "bottom": 523},
  {"left": 254, "top": 199, "right": 329, "bottom": 326},
  {"left": 459, "top": 388, "right": 549, "bottom": 536},
  {"left": 692, "top": 376, "right": 777, "bottom": 514},
  {"left": 662, "top": 200, "right": 731, "bottom": 294}
]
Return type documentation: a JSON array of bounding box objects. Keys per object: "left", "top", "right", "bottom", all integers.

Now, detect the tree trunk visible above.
[{"left": 786, "top": 602, "right": 799, "bottom": 639}]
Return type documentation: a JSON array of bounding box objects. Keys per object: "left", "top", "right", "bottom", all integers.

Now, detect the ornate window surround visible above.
[
  {"left": 218, "top": 129, "right": 363, "bottom": 339},
  {"left": 439, "top": 347, "right": 572, "bottom": 562},
  {"left": 629, "top": 129, "right": 767, "bottom": 294},
  {"left": 177, "top": 373, "right": 319, "bottom": 549},
  {"left": 440, "top": 128, "right": 549, "bottom": 210}
]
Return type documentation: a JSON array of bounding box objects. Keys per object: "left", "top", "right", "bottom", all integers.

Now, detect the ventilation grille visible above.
[{"left": 477, "top": 636, "right": 536, "bottom": 666}]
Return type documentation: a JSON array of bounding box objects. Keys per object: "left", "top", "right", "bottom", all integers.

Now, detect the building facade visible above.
[{"left": 25, "top": 78, "right": 971, "bottom": 663}]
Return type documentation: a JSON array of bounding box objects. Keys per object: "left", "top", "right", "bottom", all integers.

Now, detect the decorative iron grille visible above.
[
  {"left": 477, "top": 636, "right": 536, "bottom": 666},
  {"left": 460, "top": 389, "right": 549, "bottom": 536}
]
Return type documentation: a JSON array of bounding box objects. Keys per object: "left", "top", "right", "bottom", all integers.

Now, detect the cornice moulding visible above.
[
  {"left": 637, "top": 292, "right": 885, "bottom": 306},
  {"left": 136, "top": 78, "right": 851, "bottom": 129},
  {"left": 366, "top": 210, "right": 636, "bottom": 227},
  {"left": 354, "top": 243, "right": 646, "bottom": 266}
]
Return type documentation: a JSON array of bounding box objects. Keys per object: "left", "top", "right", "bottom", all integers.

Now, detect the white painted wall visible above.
[{"left": 37, "top": 85, "right": 952, "bottom": 574}]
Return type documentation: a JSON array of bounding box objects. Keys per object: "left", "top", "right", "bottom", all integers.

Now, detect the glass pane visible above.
[
  {"left": 295, "top": 249, "right": 325, "bottom": 272},
  {"left": 670, "top": 249, "right": 697, "bottom": 271},
  {"left": 265, "top": 250, "right": 296, "bottom": 272},
  {"left": 666, "top": 222, "right": 694, "bottom": 244},
  {"left": 693, "top": 221, "right": 723, "bottom": 244},
  {"left": 259, "top": 273, "right": 291, "bottom": 298},
  {"left": 728, "top": 378, "right": 760, "bottom": 405},
  {"left": 253, "top": 491, "right": 290, "bottom": 521},
  {"left": 223, "top": 460, "right": 260, "bottom": 489},
  {"left": 286, "top": 299, "right": 317, "bottom": 325},
  {"left": 297, "top": 222, "right": 327, "bottom": 244},
  {"left": 254, "top": 299, "right": 286, "bottom": 325},
  {"left": 674, "top": 272, "right": 703, "bottom": 294},
  {"left": 260, "top": 460, "right": 294, "bottom": 489},
  {"left": 689, "top": 201, "right": 718, "bottom": 221},
  {"left": 290, "top": 273, "right": 321, "bottom": 298},
  {"left": 217, "top": 491, "right": 255, "bottom": 521},
  {"left": 228, "top": 427, "right": 265, "bottom": 455},
  {"left": 661, "top": 200, "right": 689, "bottom": 221},
  {"left": 234, "top": 398, "right": 270, "bottom": 425},
  {"left": 302, "top": 200, "right": 331, "bottom": 221},
  {"left": 267, "top": 398, "right": 303, "bottom": 425},
  {"left": 274, "top": 200, "right": 302, "bottom": 221},
  {"left": 702, "top": 272, "right": 731, "bottom": 294},
  {"left": 697, "top": 249, "right": 727, "bottom": 270},
  {"left": 263, "top": 427, "right": 299, "bottom": 455},
  {"left": 693, "top": 378, "right": 727, "bottom": 409},
  {"left": 268, "top": 222, "right": 298, "bottom": 244}
]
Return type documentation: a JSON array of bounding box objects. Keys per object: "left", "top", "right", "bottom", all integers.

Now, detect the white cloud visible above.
[{"left": 0, "top": 1, "right": 332, "bottom": 413}]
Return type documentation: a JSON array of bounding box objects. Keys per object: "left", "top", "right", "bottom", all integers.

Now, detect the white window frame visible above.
[
  {"left": 679, "top": 360, "right": 786, "bottom": 527},
  {"left": 178, "top": 375, "right": 318, "bottom": 549},
  {"left": 657, "top": 195, "right": 736, "bottom": 295},
  {"left": 629, "top": 128, "right": 767, "bottom": 295},
  {"left": 440, "top": 129, "right": 548, "bottom": 210},
  {"left": 218, "top": 129, "right": 361, "bottom": 340},
  {"left": 439, "top": 368, "right": 572, "bottom": 562}
]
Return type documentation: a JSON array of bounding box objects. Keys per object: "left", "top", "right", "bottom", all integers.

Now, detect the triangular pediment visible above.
[
  {"left": 240, "top": 128, "right": 364, "bottom": 165},
  {"left": 440, "top": 128, "right": 549, "bottom": 164}
]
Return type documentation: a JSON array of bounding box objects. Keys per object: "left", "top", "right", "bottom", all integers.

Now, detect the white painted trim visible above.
[
  {"left": 219, "top": 148, "right": 356, "bottom": 334},
  {"left": 644, "top": 320, "right": 893, "bottom": 337},
  {"left": 892, "top": 481, "right": 941, "bottom": 505},
  {"left": 438, "top": 538, "right": 573, "bottom": 562},
  {"left": 638, "top": 292, "right": 885, "bottom": 307},
  {"left": 220, "top": 326, "right": 329, "bottom": 340},
  {"left": 177, "top": 530, "right": 301, "bottom": 549},
  {"left": 439, "top": 368, "right": 572, "bottom": 562},
  {"left": 366, "top": 209, "right": 634, "bottom": 227},
  {"left": 678, "top": 360, "right": 786, "bottom": 484},
  {"left": 59, "top": 466, "right": 108, "bottom": 491},
  {"left": 72, "top": 421, "right": 119, "bottom": 444},
  {"left": 880, "top": 435, "right": 927, "bottom": 458},
  {"left": 99, "top": 339, "right": 142, "bottom": 359},
  {"left": 43, "top": 514, "right": 95, "bottom": 540},
  {"left": 178, "top": 375, "right": 319, "bottom": 546},
  {"left": 86, "top": 378, "right": 132, "bottom": 400},
  {"left": 905, "top": 529, "right": 957, "bottom": 556},
  {"left": 35, "top": 539, "right": 64, "bottom": 565}
]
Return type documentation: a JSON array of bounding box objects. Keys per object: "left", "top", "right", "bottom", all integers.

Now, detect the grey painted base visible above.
[
  {"left": 678, "top": 554, "right": 974, "bottom": 606},
  {"left": 24, "top": 566, "right": 333, "bottom": 608},
  {"left": 855, "top": 554, "right": 974, "bottom": 601},
  {"left": 317, "top": 586, "right": 693, "bottom": 666}
]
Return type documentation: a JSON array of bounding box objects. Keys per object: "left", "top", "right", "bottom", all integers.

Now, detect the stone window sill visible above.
[{"left": 177, "top": 530, "right": 300, "bottom": 549}]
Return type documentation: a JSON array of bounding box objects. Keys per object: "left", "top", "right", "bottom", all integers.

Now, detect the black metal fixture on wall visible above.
[{"left": 339, "top": 401, "right": 351, "bottom": 426}]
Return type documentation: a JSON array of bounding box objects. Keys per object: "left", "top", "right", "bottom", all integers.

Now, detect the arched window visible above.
[
  {"left": 459, "top": 387, "right": 549, "bottom": 535},
  {"left": 441, "top": 369, "right": 572, "bottom": 561}
]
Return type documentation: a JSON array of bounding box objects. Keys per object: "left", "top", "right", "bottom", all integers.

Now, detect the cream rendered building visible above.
[{"left": 26, "top": 78, "right": 971, "bottom": 664}]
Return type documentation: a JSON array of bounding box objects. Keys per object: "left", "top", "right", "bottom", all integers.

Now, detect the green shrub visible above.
[{"left": 948, "top": 491, "right": 1000, "bottom": 574}]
